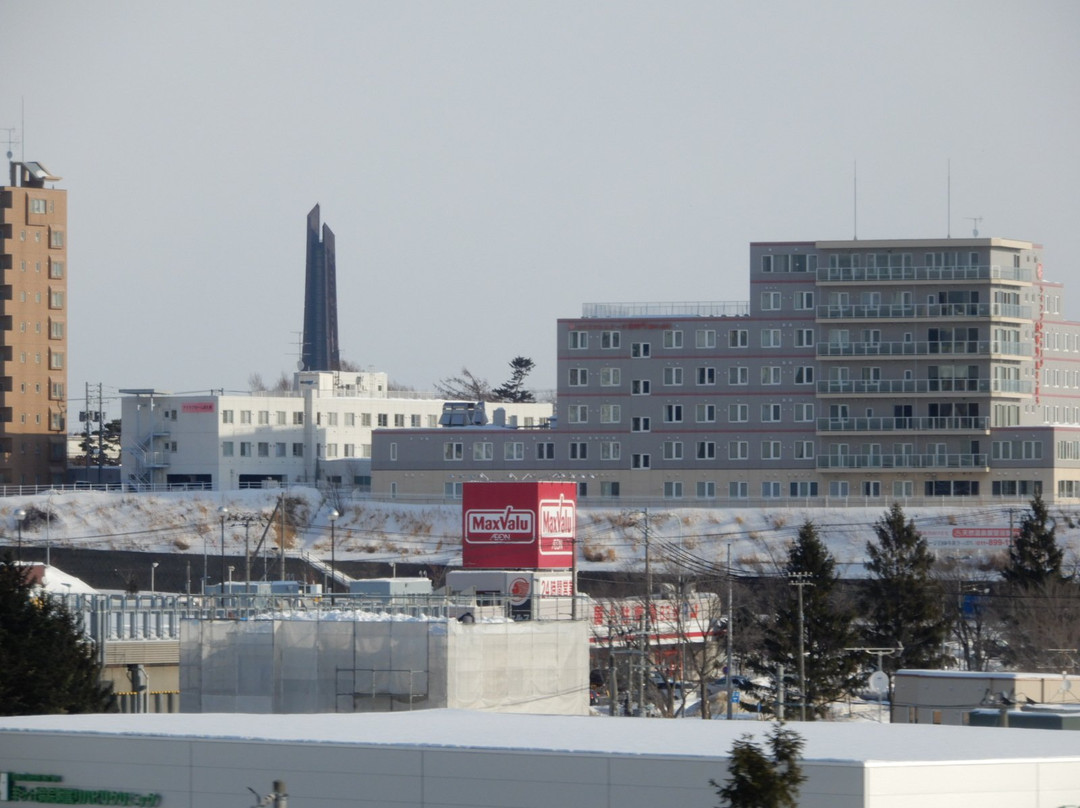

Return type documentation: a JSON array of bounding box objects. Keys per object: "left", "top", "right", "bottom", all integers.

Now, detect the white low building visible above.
[
  {"left": 120, "top": 371, "right": 552, "bottom": 491},
  {"left": 2, "top": 711, "right": 1080, "bottom": 807}
]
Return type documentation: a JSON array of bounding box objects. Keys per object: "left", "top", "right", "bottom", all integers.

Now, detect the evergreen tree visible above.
[
  {"left": 755, "top": 521, "right": 861, "bottom": 718},
  {"left": 0, "top": 557, "right": 113, "bottom": 715},
  {"left": 711, "top": 723, "right": 805, "bottom": 808},
  {"left": 491, "top": 356, "right": 536, "bottom": 403},
  {"left": 862, "top": 503, "right": 949, "bottom": 672},
  {"left": 1001, "top": 493, "right": 1064, "bottom": 589}
]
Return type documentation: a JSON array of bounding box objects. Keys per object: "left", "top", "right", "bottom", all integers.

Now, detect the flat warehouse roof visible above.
[{"left": 4, "top": 710, "right": 1080, "bottom": 767}]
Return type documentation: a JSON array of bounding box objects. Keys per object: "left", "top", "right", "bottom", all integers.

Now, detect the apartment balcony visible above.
[
  {"left": 816, "top": 416, "right": 990, "bottom": 434},
  {"left": 141, "top": 451, "right": 170, "bottom": 469},
  {"left": 816, "top": 264, "right": 1032, "bottom": 284},
  {"left": 817, "top": 453, "right": 989, "bottom": 471},
  {"left": 816, "top": 302, "right": 1031, "bottom": 321},
  {"left": 816, "top": 378, "right": 1032, "bottom": 396},
  {"left": 816, "top": 340, "right": 1033, "bottom": 359}
]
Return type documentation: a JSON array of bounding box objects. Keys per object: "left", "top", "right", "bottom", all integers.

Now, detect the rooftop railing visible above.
[{"left": 581, "top": 301, "right": 749, "bottom": 318}]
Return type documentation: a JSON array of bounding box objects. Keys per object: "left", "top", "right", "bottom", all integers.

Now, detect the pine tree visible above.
[
  {"left": 862, "top": 503, "right": 949, "bottom": 672},
  {"left": 756, "top": 521, "right": 861, "bottom": 718},
  {"left": 491, "top": 356, "right": 536, "bottom": 403},
  {"left": 0, "top": 557, "right": 113, "bottom": 715},
  {"left": 711, "top": 723, "right": 805, "bottom": 808},
  {"left": 1001, "top": 493, "right": 1064, "bottom": 589}
]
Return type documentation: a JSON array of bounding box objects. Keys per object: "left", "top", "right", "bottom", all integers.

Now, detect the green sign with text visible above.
[{"left": 1, "top": 772, "right": 161, "bottom": 805}]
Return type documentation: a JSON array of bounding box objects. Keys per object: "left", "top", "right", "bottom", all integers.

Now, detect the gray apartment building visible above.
[{"left": 372, "top": 237, "right": 1080, "bottom": 503}]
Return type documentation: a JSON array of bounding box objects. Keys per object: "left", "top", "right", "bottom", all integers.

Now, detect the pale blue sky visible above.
[{"left": 3, "top": 1, "right": 1078, "bottom": 414}]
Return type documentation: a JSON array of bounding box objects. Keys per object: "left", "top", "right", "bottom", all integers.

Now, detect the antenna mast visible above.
[{"left": 966, "top": 216, "right": 983, "bottom": 238}]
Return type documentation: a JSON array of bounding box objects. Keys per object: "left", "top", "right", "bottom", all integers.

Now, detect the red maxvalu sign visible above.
[{"left": 462, "top": 481, "right": 576, "bottom": 569}]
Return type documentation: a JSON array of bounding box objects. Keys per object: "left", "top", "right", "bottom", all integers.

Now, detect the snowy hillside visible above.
[{"left": 2, "top": 488, "right": 1078, "bottom": 578}]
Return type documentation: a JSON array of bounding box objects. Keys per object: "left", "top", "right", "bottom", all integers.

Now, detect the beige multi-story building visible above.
[
  {"left": 373, "top": 237, "right": 1080, "bottom": 503},
  {"left": 0, "top": 162, "right": 68, "bottom": 486}
]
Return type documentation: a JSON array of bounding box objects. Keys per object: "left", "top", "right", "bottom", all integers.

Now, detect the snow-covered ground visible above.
[{"left": 2, "top": 488, "right": 1078, "bottom": 578}]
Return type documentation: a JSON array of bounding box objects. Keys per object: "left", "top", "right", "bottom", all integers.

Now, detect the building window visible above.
[
  {"left": 325, "top": 443, "right": 338, "bottom": 458},
  {"left": 664, "top": 404, "right": 683, "bottom": 423},
  {"left": 761, "top": 403, "right": 781, "bottom": 422},
  {"left": 762, "top": 481, "right": 781, "bottom": 498},
  {"left": 29, "top": 198, "right": 47, "bottom": 214},
  {"left": 664, "top": 481, "right": 683, "bottom": 498},
  {"left": 632, "top": 453, "right": 651, "bottom": 469},
  {"left": 795, "top": 291, "right": 814, "bottom": 310},
  {"left": 292, "top": 443, "right": 304, "bottom": 457},
  {"left": 696, "top": 367, "right": 716, "bottom": 386},
  {"left": 631, "top": 379, "right": 651, "bottom": 395},
  {"left": 791, "top": 481, "right": 819, "bottom": 497},
  {"left": 49, "top": 259, "right": 64, "bottom": 279},
  {"left": 277, "top": 411, "right": 287, "bottom": 425},
  {"left": 222, "top": 410, "right": 234, "bottom": 424},
  {"left": 445, "top": 482, "right": 463, "bottom": 499},
  {"left": 794, "top": 367, "right": 815, "bottom": 385},
  {"left": 601, "top": 441, "right": 620, "bottom": 460},
  {"left": 830, "top": 481, "right": 849, "bottom": 497},
  {"left": 293, "top": 412, "right": 304, "bottom": 425},
  {"left": 345, "top": 412, "right": 356, "bottom": 427},
  {"left": 240, "top": 410, "right": 252, "bottom": 424},
  {"left": 411, "top": 414, "right": 421, "bottom": 427},
  {"left": 696, "top": 403, "right": 716, "bottom": 423},
  {"left": 394, "top": 414, "right": 405, "bottom": 427},
  {"left": 275, "top": 442, "right": 286, "bottom": 457},
  {"left": 761, "top": 441, "right": 782, "bottom": 460},
  {"left": 601, "top": 330, "right": 620, "bottom": 349},
  {"left": 761, "top": 366, "right": 782, "bottom": 385},
  {"left": 473, "top": 442, "right": 493, "bottom": 461},
  {"left": 344, "top": 444, "right": 355, "bottom": 458},
  {"left": 663, "top": 440, "right": 683, "bottom": 460},
  {"left": 695, "top": 329, "right": 716, "bottom": 349},
  {"left": 794, "top": 403, "right": 814, "bottom": 422},
  {"left": 537, "top": 442, "right": 555, "bottom": 460},
  {"left": 729, "top": 481, "right": 748, "bottom": 498},
  {"left": 222, "top": 441, "right": 234, "bottom": 457},
  {"left": 728, "top": 403, "right": 748, "bottom": 423},
  {"left": 47, "top": 350, "right": 63, "bottom": 371},
  {"left": 377, "top": 414, "right": 388, "bottom": 427},
  {"left": 569, "top": 368, "right": 589, "bottom": 386},
  {"left": 728, "top": 366, "right": 749, "bottom": 386},
  {"left": 361, "top": 413, "right": 371, "bottom": 427},
  {"left": 696, "top": 441, "right": 716, "bottom": 460},
  {"left": 240, "top": 442, "right": 252, "bottom": 457},
  {"left": 663, "top": 367, "right": 684, "bottom": 386},
  {"left": 794, "top": 441, "right": 815, "bottom": 459},
  {"left": 505, "top": 442, "right": 525, "bottom": 461},
  {"left": 696, "top": 481, "right": 716, "bottom": 498},
  {"left": 569, "top": 442, "right": 588, "bottom": 460},
  {"left": 631, "top": 342, "right": 651, "bottom": 358},
  {"left": 795, "top": 328, "right": 814, "bottom": 347},
  {"left": 444, "top": 442, "right": 464, "bottom": 461},
  {"left": 761, "top": 329, "right": 782, "bottom": 348},
  {"left": 569, "top": 330, "right": 588, "bottom": 349},
  {"left": 631, "top": 416, "right": 651, "bottom": 432},
  {"left": 325, "top": 412, "right": 338, "bottom": 426},
  {"left": 258, "top": 410, "right": 270, "bottom": 425},
  {"left": 601, "top": 481, "right": 621, "bottom": 497},
  {"left": 729, "top": 329, "right": 748, "bottom": 348},
  {"left": 568, "top": 404, "right": 589, "bottom": 424},
  {"left": 729, "top": 441, "right": 748, "bottom": 460},
  {"left": 600, "top": 367, "right": 621, "bottom": 387},
  {"left": 49, "top": 228, "right": 64, "bottom": 248},
  {"left": 761, "top": 291, "right": 781, "bottom": 310},
  {"left": 600, "top": 404, "right": 621, "bottom": 423},
  {"left": 257, "top": 442, "right": 270, "bottom": 457},
  {"left": 49, "top": 290, "right": 64, "bottom": 309},
  {"left": 663, "top": 330, "right": 683, "bottom": 349}
]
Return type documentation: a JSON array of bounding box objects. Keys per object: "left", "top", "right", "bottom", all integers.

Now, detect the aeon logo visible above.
[
  {"left": 466, "top": 507, "right": 534, "bottom": 540},
  {"left": 539, "top": 495, "right": 575, "bottom": 538}
]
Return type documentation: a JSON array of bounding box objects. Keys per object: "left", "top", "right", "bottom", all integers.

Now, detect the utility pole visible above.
[
  {"left": 726, "top": 542, "right": 734, "bottom": 720},
  {"left": 789, "top": 572, "right": 813, "bottom": 721}
]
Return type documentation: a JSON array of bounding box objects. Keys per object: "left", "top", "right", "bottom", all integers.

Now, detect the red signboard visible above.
[
  {"left": 462, "top": 481, "right": 576, "bottom": 569},
  {"left": 181, "top": 402, "right": 215, "bottom": 413}
]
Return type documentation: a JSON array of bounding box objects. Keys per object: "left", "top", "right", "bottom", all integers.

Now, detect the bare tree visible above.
[{"left": 434, "top": 367, "right": 492, "bottom": 400}]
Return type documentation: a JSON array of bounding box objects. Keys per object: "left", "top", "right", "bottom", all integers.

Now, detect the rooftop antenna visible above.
[
  {"left": 967, "top": 216, "right": 983, "bottom": 237},
  {"left": 0, "top": 127, "right": 18, "bottom": 162}
]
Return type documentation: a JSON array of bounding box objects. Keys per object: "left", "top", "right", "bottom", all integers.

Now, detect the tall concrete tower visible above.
[
  {"left": 301, "top": 204, "right": 340, "bottom": 371},
  {"left": 0, "top": 161, "right": 68, "bottom": 485}
]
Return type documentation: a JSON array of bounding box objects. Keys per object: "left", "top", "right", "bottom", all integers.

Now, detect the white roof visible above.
[{"left": 3, "top": 710, "right": 1080, "bottom": 766}]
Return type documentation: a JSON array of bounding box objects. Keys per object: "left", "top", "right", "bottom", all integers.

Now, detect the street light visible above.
[
  {"left": 151, "top": 562, "right": 160, "bottom": 594},
  {"left": 328, "top": 509, "right": 339, "bottom": 606},
  {"left": 218, "top": 506, "right": 229, "bottom": 594},
  {"left": 13, "top": 508, "right": 26, "bottom": 562}
]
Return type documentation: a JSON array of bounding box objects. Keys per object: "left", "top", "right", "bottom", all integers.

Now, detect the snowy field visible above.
[{"left": 2, "top": 488, "right": 1077, "bottom": 578}]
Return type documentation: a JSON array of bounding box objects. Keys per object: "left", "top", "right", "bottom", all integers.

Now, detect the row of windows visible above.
[
  {"left": 566, "top": 402, "right": 818, "bottom": 426},
  {"left": 11, "top": 225, "right": 64, "bottom": 248},
  {"left": 15, "top": 258, "right": 64, "bottom": 278},
  {"left": 14, "top": 380, "right": 64, "bottom": 399},
  {"left": 15, "top": 350, "right": 64, "bottom": 369},
  {"left": 12, "top": 319, "right": 65, "bottom": 339},
  {"left": 12, "top": 410, "right": 65, "bottom": 430},
  {"left": 567, "top": 328, "right": 816, "bottom": 352},
  {"left": 220, "top": 410, "right": 439, "bottom": 428},
  {"left": 14, "top": 289, "right": 64, "bottom": 309},
  {"left": 220, "top": 441, "right": 373, "bottom": 459},
  {"left": 435, "top": 439, "right": 818, "bottom": 463},
  {"left": 566, "top": 363, "right": 816, "bottom": 389}
]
